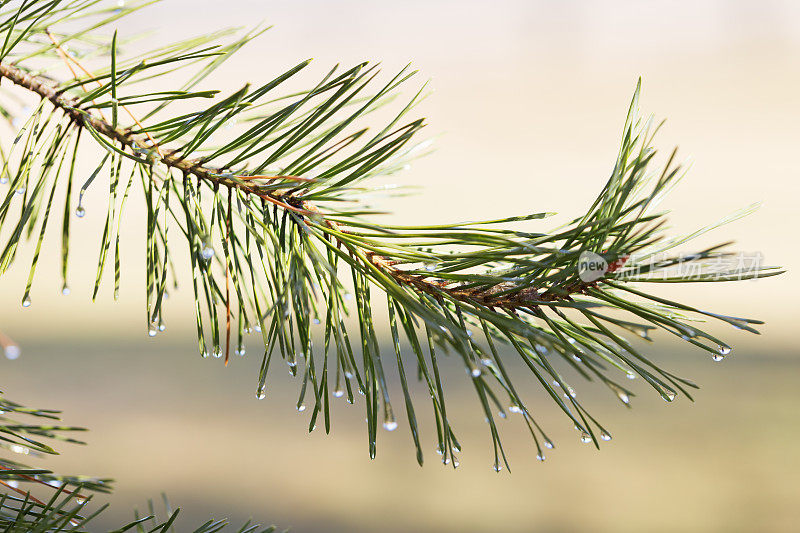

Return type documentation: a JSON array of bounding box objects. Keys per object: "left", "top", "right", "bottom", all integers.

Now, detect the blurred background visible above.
[{"left": 2, "top": 0, "right": 799, "bottom": 531}]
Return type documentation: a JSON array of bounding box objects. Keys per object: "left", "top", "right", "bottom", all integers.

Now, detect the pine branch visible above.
[
  {"left": 0, "top": 0, "right": 784, "bottom": 476},
  {"left": 0, "top": 390, "right": 278, "bottom": 532},
  {"left": 0, "top": 61, "right": 588, "bottom": 312}
]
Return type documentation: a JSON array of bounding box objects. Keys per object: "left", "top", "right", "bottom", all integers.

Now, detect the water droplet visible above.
[
  {"left": 201, "top": 348, "right": 209, "bottom": 358},
  {"left": 662, "top": 390, "right": 676, "bottom": 402},
  {"left": 212, "top": 347, "right": 222, "bottom": 358},
  {"left": 7, "top": 480, "right": 18, "bottom": 489},
  {"left": 544, "top": 439, "right": 554, "bottom": 449},
  {"left": 75, "top": 205, "right": 85, "bottom": 218},
  {"left": 343, "top": 292, "right": 353, "bottom": 300},
  {"left": 312, "top": 318, "right": 320, "bottom": 325},
  {"left": 617, "top": 390, "right": 630, "bottom": 404},
  {"left": 498, "top": 411, "right": 507, "bottom": 419},
  {"left": 148, "top": 325, "right": 157, "bottom": 337},
  {"left": 536, "top": 454, "right": 545, "bottom": 462},
  {"left": 296, "top": 404, "right": 306, "bottom": 412},
  {"left": 600, "top": 432, "right": 612, "bottom": 441},
  {"left": 453, "top": 460, "right": 460, "bottom": 468},
  {"left": 492, "top": 462, "right": 503, "bottom": 472},
  {"left": 254, "top": 324, "right": 262, "bottom": 332},
  {"left": 235, "top": 345, "right": 246, "bottom": 356},
  {"left": 480, "top": 357, "right": 492, "bottom": 366},
  {"left": 717, "top": 344, "right": 732, "bottom": 356},
  {"left": 626, "top": 371, "right": 636, "bottom": 380},
  {"left": 0, "top": 176, "right": 7, "bottom": 184},
  {"left": 200, "top": 244, "right": 214, "bottom": 260},
  {"left": 333, "top": 389, "right": 344, "bottom": 398},
  {"left": 158, "top": 322, "right": 166, "bottom": 332},
  {"left": 572, "top": 355, "right": 582, "bottom": 363},
  {"left": 508, "top": 404, "right": 523, "bottom": 414},
  {"left": 256, "top": 388, "right": 266, "bottom": 400},
  {"left": 712, "top": 353, "right": 724, "bottom": 362},
  {"left": 15, "top": 186, "right": 25, "bottom": 195},
  {"left": 76, "top": 497, "right": 87, "bottom": 505},
  {"left": 580, "top": 432, "right": 592, "bottom": 443},
  {"left": 61, "top": 285, "right": 70, "bottom": 296},
  {"left": 344, "top": 370, "right": 354, "bottom": 379},
  {"left": 383, "top": 420, "right": 398, "bottom": 431},
  {"left": 21, "top": 296, "right": 31, "bottom": 307},
  {"left": 4, "top": 345, "right": 21, "bottom": 360},
  {"left": 470, "top": 367, "right": 481, "bottom": 378}
]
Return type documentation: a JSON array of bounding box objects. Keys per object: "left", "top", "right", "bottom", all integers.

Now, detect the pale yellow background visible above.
[{"left": 1, "top": 1, "right": 799, "bottom": 531}]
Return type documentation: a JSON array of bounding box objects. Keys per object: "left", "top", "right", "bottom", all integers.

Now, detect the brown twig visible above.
[
  {"left": 45, "top": 29, "right": 108, "bottom": 123},
  {"left": 45, "top": 29, "right": 163, "bottom": 157},
  {"left": 0, "top": 464, "right": 90, "bottom": 501},
  {"left": 0, "top": 476, "right": 83, "bottom": 527}
]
